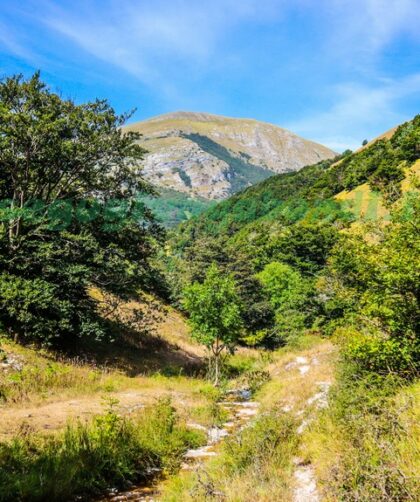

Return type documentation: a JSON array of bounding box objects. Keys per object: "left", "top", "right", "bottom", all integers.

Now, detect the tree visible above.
[
  {"left": 0, "top": 73, "right": 162, "bottom": 344},
  {"left": 183, "top": 264, "right": 243, "bottom": 385},
  {"left": 325, "top": 192, "right": 420, "bottom": 375},
  {"left": 362, "top": 139, "right": 368, "bottom": 146},
  {"left": 256, "top": 262, "right": 312, "bottom": 344}
]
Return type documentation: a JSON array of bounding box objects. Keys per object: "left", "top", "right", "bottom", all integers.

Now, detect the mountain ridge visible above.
[{"left": 124, "top": 111, "right": 337, "bottom": 200}]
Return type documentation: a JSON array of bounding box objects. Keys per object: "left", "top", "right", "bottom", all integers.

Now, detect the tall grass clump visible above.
[
  {"left": 0, "top": 398, "right": 204, "bottom": 502},
  {"left": 162, "top": 410, "right": 298, "bottom": 501}
]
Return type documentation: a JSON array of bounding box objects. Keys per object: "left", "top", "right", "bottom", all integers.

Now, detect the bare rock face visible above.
[{"left": 124, "top": 112, "right": 336, "bottom": 200}]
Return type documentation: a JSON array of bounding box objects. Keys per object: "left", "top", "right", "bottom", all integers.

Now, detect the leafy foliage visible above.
[
  {"left": 325, "top": 192, "right": 420, "bottom": 376},
  {"left": 183, "top": 264, "right": 243, "bottom": 383},
  {"left": 140, "top": 188, "right": 214, "bottom": 227},
  {"left": 256, "top": 262, "right": 313, "bottom": 344},
  {"left": 167, "top": 114, "right": 419, "bottom": 352},
  {"left": 0, "top": 73, "right": 163, "bottom": 344}
]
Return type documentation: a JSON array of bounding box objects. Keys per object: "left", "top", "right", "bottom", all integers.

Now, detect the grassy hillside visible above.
[
  {"left": 173, "top": 115, "right": 419, "bottom": 242},
  {"left": 335, "top": 159, "right": 420, "bottom": 222}
]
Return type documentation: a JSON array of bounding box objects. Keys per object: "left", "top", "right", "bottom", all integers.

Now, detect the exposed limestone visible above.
[{"left": 124, "top": 112, "right": 336, "bottom": 199}]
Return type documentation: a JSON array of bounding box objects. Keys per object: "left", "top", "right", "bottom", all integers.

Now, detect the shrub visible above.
[{"left": 342, "top": 332, "right": 418, "bottom": 377}]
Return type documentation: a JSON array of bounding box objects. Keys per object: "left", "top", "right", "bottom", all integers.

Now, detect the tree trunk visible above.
[
  {"left": 214, "top": 353, "right": 219, "bottom": 386},
  {"left": 212, "top": 336, "right": 224, "bottom": 386}
]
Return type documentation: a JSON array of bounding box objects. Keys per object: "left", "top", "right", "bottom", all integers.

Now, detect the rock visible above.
[
  {"left": 123, "top": 112, "right": 336, "bottom": 200},
  {"left": 293, "top": 463, "right": 320, "bottom": 502}
]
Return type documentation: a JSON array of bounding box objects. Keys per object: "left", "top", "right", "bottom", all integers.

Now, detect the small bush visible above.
[{"left": 337, "top": 328, "right": 419, "bottom": 377}]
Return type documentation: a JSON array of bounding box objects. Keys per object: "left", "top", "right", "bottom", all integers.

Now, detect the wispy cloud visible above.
[
  {"left": 317, "top": 0, "right": 420, "bottom": 61},
  {"left": 30, "top": 0, "right": 280, "bottom": 85},
  {"left": 0, "top": 0, "right": 418, "bottom": 149},
  {"left": 287, "top": 74, "right": 420, "bottom": 151}
]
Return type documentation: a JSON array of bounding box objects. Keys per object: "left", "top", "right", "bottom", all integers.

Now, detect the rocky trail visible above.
[
  {"left": 102, "top": 389, "right": 260, "bottom": 501},
  {"left": 289, "top": 355, "right": 332, "bottom": 502},
  {"left": 103, "top": 342, "right": 336, "bottom": 501}
]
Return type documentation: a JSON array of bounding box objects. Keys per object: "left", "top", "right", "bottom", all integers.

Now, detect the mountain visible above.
[
  {"left": 124, "top": 111, "right": 337, "bottom": 201},
  {"left": 171, "top": 115, "right": 419, "bottom": 245}
]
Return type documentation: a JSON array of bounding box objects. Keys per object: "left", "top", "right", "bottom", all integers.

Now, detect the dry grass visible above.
[
  {"left": 159, "top": 336, "right": 337, "bottom": 502},
  {"left": 394, "top": 381, "right": 420, "bottom": 486},
  {"left": 303, "top": 376, "right": 420, "bottom": 501},
  {"left": 0, "top": 340, "right": 216, "bottom": 438}
]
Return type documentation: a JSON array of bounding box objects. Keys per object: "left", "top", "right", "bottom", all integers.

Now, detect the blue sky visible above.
[{"left": 0, "top": 0, "right": 419, "bottom": 151}]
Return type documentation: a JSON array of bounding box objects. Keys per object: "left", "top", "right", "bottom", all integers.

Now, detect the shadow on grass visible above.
[{"left": 53, "top": 320, "right": 204, "bottom": 378}]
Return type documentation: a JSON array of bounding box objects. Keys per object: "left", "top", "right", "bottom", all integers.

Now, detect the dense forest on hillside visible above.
[
  {"left": 165, "top": 115, "right": 419, "bottom": 350},
  {"left": 140, "top": 187, "right": 214, "bottom": 227},
  {"left": 175, "top": 114, "right": 419, "bottom": 239}
]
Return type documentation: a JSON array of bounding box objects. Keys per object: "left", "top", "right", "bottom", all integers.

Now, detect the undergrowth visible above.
[
  {"left": 0, "top": 399, "right": 205, "bottom": 502},
  {"left": 306, "top": 366, "right": 420, "bottom": 502},
  {"left": 161, "top": 410, "right": 298, "bottom": 501}
]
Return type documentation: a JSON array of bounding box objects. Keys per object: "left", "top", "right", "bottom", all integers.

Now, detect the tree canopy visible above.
[
  {"left": 183, "top": 264, "right": 243, "bottom": 384},
  {"left": 0, "top": 73, "right": 163, "bottom": 344}
]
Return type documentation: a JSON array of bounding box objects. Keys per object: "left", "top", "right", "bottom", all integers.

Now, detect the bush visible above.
[
  {"left": 342, "top": 332, "right": 418, "bottom": 377},
  {"left": 326, "top": 372, "right": 418, "bottom": 501}
]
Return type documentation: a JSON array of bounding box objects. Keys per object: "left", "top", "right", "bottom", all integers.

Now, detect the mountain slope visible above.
[
  {"left": 172, "top": 115, "right": 419, "bottom": 241},
  {"left": 125, "top": 111, "right": 337, "bottom": 200}
]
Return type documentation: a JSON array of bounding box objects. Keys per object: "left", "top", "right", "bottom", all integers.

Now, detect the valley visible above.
[
  {"left": 0, "top": 73, "right": 418, "bottom": 502},
  {"left": 125, "top": 112, "right": 337, "bottom": 226}
]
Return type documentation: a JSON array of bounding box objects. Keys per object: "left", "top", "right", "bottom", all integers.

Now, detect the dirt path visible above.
[
  {"left": 0, "top": 388, "right": 189, "bottom": 439},
  {"left": 274, "top": 346, "right": 334, "bottom": 502}
]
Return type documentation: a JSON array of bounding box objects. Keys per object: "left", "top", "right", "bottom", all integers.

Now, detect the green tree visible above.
[
  {"left": 325, "top": 192, "right": 420, "bottom": 375},
  {"left": 0, "top": 73, "right": 162, "bottom": 344},
  {"left": 183, "top": 264, "right": 243, "bottom": 385},
  {"left": 256, "top": 262, "right": 311, "bottom": 344}
]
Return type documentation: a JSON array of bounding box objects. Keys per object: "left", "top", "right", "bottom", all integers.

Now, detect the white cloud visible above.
[
  {"left": 318, "top": 0, "right": 420, "bottom": 62},
  {"left": 31, "top": 0, "right": 281, "bottom": 86},
  {"left": 0, "top": 0, "right": 418, "bottom": 143},
  {"left": 287, "top": 74, "right": 420, "bottom": 151}
]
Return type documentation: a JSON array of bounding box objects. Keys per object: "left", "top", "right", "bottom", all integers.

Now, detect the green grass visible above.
[
  {"left": 161, "top": 408, "right": 298, "bottom": 501},
  {"left": 305, "top": 370, "right": 420, "bottom": 501},
  {"left": 0, "top": 399, "right": 205, "bottom": 502}
]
